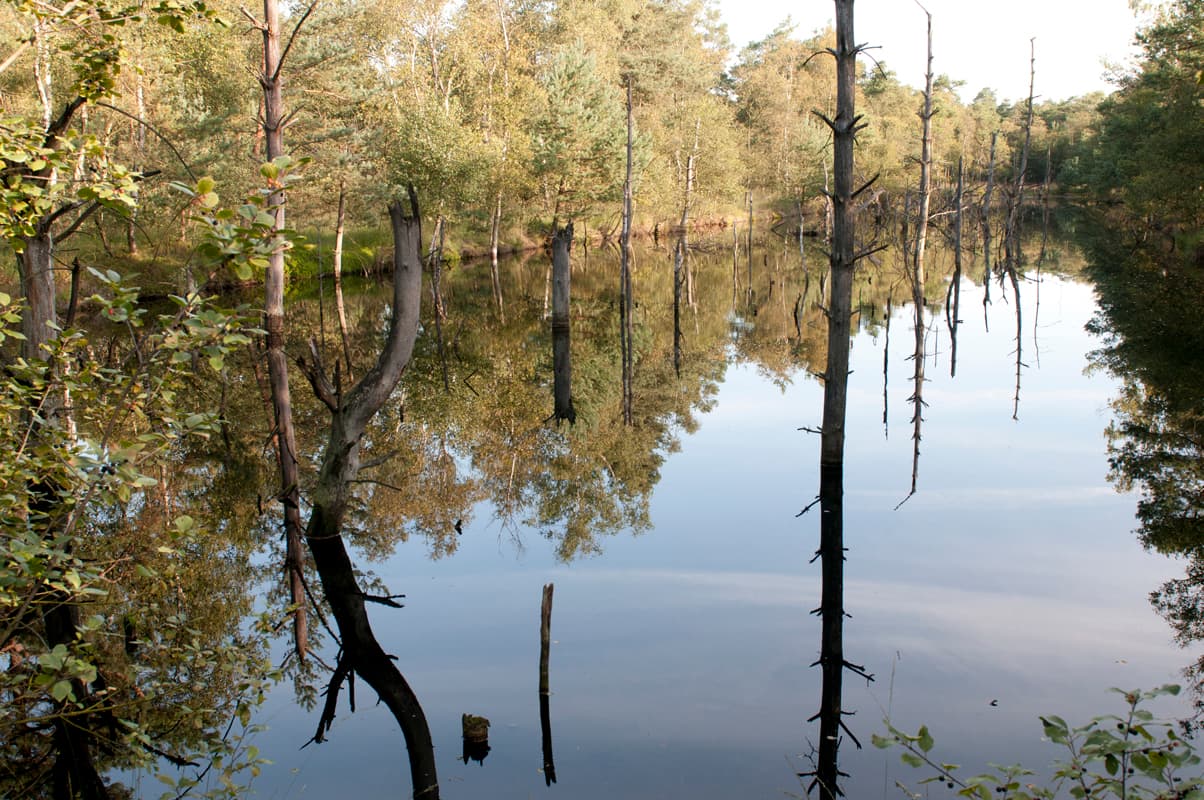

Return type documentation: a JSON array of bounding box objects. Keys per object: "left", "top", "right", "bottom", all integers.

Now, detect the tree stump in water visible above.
[{"left": 462, "top": 713, "right": 491, "bottom": 765}]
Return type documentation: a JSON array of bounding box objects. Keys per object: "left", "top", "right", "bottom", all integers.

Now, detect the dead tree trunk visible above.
[
  {"left": 905, "top": 2, "right": 934, "bottom": 503},
  {"left": 805, "top": 1, "right": 876, "bottom": 797},
  {"left": 300, "top": 195, "right": 438, "bottom": 800},
  {"left": 551, "top": 223, "right": 575, "bottom": 424}
]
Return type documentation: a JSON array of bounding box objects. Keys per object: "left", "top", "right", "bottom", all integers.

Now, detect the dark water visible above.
[{"left": 127, "top": 226, "right": 1197, "bottom": 798}]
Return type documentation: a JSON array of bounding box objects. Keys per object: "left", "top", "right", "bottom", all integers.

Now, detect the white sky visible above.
[{"left": 715, "top": 0, "right": 1145, "bottom": 102}]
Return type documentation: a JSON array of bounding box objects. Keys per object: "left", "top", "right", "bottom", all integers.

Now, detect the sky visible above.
[{"left": 714, "top": 0, "right": 1145, "bottom": 103}]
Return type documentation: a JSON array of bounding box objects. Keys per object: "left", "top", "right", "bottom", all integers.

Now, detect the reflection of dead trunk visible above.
[
  {"left": 804, "top": 2, "right": 874, "bottom": 797},
  {"left": 947, "top": 158, "right": 964, "bottom": 378},
  {"left": 981, "top": 131, "right": 997, "bottom": 325},
  {"left": 427, "top": 215, "right": 449, "bottom": 392},
  {"left": 333, "top": 180, "right": 354, "bottom": 380},
  {"left": 551, "top": 224, "right": 575, "bottom": 425},
  {"left": 299, "top": 194, "right": 438, "bottom": 800},
  {"left": 673, "top": 237, "right": 684, "bottom": 377},
  {"left": 490, "top": 192, "right": 505, "bottom": 322},
  {"left": 619, "top": 78, "right": 635, "bottom": 426},
  {"left": 1010, "top": 269, "right": 1023, "bottom": 421},
  {"left": 539, "top": 583, "right": 557, "bottom": 785},
  {"left": 1035, "top": 143, "right": 1051, "bottom": 351},
  {"left": 746, "top": 191, "right": 754, "bottom": 306},
  {"left": 882, "top": 294, "right": 892, "bottom": 437}
]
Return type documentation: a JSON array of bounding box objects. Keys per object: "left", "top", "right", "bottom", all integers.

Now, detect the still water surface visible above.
[{"left": 209, "top": 239, "right": 1188, "bottom": 799}]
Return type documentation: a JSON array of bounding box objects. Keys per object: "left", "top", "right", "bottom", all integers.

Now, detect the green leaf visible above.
[
  {"left": 1104, "top": 753, "right": 1119, "bottom": 775},
  {"left": 918, "top": 725, "right": 934, "bottom": 753},
  {"left": 50, "top": 680, "right": 74, "bottom": 702},
  {"left": 900, "top": 752, "right": 923, "bottom": 768}
]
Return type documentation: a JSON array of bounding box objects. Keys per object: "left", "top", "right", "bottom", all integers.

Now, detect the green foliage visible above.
[
  {"left": 0, "top": 276, "right": 275, "bottom": 797},
  {"left": 172, "top": 156, "right": 307, "bottom": 282},
  {"left": 1079, "top": 0, "right": 1204, "bottom": 229},
  {"left": 875, "top": 685, "right": 1202, "bottom": 799}
]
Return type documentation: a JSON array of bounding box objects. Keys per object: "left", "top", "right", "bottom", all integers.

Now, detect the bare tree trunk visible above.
[
  {"left": 551, "top": 223, "right": 574, "bottom": 424},
  {"left": 259, "top": 0, "right": 307, "bottom": 661},
  {"left": 300, "top": 196, "right": 438, "bottom": 800}
]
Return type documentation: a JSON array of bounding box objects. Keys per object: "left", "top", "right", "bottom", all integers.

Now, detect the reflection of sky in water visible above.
[{"left": 235, "top": 275, "right": 1189, "bottom": 799}]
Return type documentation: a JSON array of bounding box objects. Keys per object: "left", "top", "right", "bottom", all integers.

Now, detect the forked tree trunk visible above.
[{"left": 301, "top": 197, "right": 438, "bottom": 799}]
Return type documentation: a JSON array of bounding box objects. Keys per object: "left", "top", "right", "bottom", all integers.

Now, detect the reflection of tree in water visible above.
[{"left": 1082, "top": 217, "right": 1204, "bottom": 701}]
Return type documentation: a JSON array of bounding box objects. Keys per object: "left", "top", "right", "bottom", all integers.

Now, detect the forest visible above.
[{"left": 0, "top": 0, "right": 1201, "bottom": 797}]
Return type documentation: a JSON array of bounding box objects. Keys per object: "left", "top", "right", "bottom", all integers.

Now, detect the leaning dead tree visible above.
[
  {"left": 298, "top": 191, "right": 439, "bottom": 799},
  {"left": 802, "top": 1, "right": 879, "bottom": 796}
]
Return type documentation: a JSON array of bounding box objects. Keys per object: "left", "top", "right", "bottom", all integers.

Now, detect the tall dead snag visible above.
[
  {"left": 255, "top": 0, "right": 313, "bottom": 661},
  {"left": 803, "top": 1, "right": 877, "bottom": 796},
  {"left": 539, "top": 583, "right": 557, "bottom": 786},
  {"left": 551, "top": 223, "right": 575, "bottom": 424},
  {"left": 619, "top": 77, "right": 635, "bottom": 426},
  {"left": 299, "top": 194, "right": 438, "bottom": 800},
  {"left": 903, "top": 0, "right": 935, "bottom": 504},
  {"left": 1005, "top": 40, "right": 1036, "bottom": 421}
]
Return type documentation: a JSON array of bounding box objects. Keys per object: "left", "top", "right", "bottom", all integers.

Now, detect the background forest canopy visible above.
[{"left": 3, "top": 0, "right": 1198, "bottom": 294}]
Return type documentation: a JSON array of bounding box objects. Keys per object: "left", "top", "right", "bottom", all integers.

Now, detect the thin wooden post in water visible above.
[{"left": 539, "top": 583, "right": 557, "bottom": 785}]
